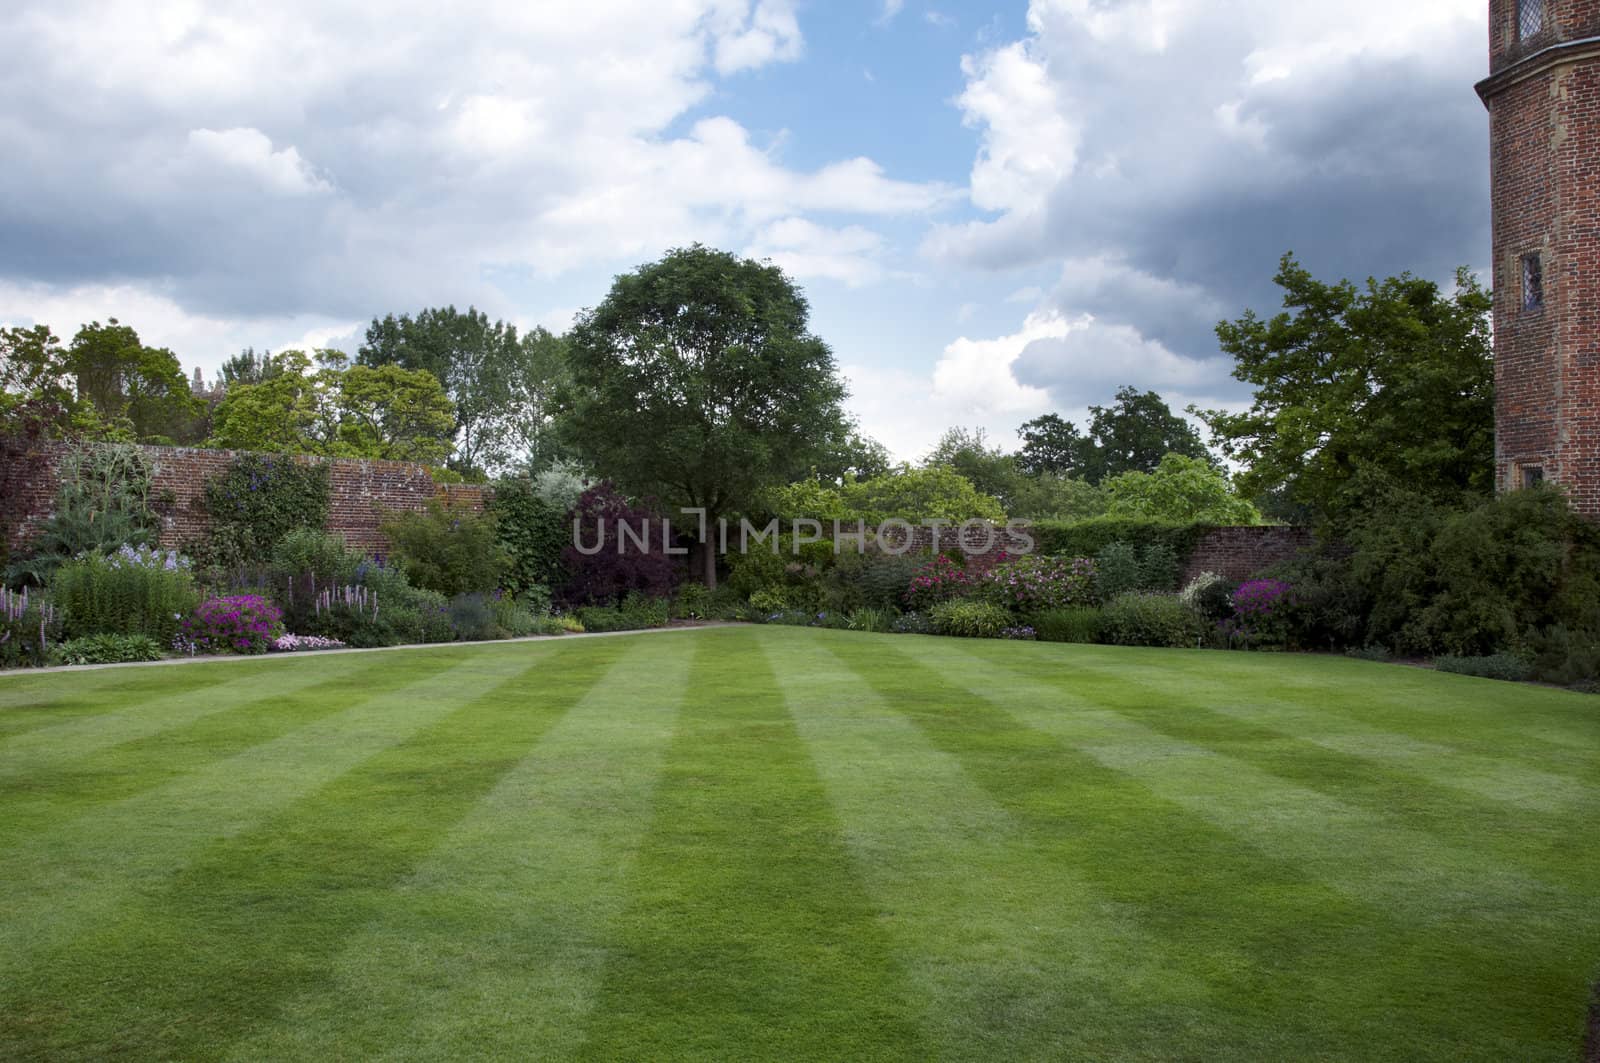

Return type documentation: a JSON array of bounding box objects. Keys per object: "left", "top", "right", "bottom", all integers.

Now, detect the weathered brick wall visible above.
[
  {"left": 1481, "top": 0, "right": 1600, "bottom": 517},
  {"left": 3, "top": 443, "right": 487, "bottom": 555},
  {"left": 1179, "top": 526, "right": 1316, "bottom": 585}
]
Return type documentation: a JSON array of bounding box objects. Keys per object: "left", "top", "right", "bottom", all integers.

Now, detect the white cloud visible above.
[
  {"left": 842, "top": 312, "right": 1065, "bottom": 461},
  {"left": 744, "top": 217, "right": 886, "bottom": 286},
  {"left": 955, "top": 41, "right": 1076, "bottom": 215},
  {"left": 186, "top": 128, "right": 330, "bottom": 196},
  {"left": 0, "top": 279, "right": 356, "bottom": 376},
  {"left": 0, "top": 0, "right": 954, "bottom": 383},
  {"left": 710, "top": 0, "right": 803, "bottom": 74}
]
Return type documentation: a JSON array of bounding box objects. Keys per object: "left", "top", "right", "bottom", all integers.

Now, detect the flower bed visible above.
[{"left": 270, "top": 634, "right": 348, "bottom": 653}]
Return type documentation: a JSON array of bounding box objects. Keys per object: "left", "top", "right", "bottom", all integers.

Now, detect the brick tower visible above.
[{"left": 1476, "top": 0, "right": 1600, "bottom": 517}]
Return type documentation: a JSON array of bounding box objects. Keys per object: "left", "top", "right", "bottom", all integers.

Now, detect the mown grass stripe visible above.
[
  {"left": 765, "top": 629, "right": 1233, "bottom": 1061},
  {"left": 0, "top": 655, "right": 416, "bottom": 850},
  {"left": 1070, "top": 648, "right": 1600, "bottom": 785},
  {"left": 913, "top": 639, "right": 1583, "bottom": 925},
  {"left": 0, "top": 646, "right": 534, "bottom": 983},
  {"left": 0, "top": 638, "right": 628, "bottom": 1061},
  {"left": 219, "top": 632, "right": 691, "bottom": 1061},
  {"left": 0, "top": 662, "right": 338, "bottom": 764},
  {"left": 950, "top": 642, "right": 1600, "bottom": 893},
  {"left": 0, "top": 663, "right": 255, "bottom": 736},
  {"left": 574, "top": 629, "right": 926, "bottom": 1062},
  {"left": 823, "top": 631, "right": 1582, "bottom": 1062}
]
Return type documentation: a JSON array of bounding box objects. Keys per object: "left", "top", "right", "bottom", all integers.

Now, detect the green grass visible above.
[{"left": 2, "top": 627, "right": 1597, "bottom": 1061}]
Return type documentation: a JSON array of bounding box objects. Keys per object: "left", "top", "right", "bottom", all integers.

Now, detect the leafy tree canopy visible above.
[
  {"left": 1198, "top": 254, "right": 1494, "bottom": 525},
  {"left": 1016, "top": 413, "right": 1080, "bottom": 476},
  {"left": 1103, "top": 452, "right": 1261, "bottom": 524},
  {"left": 360, "top": 306, "right": 569, "bottom": 476},
  {"left": 1074, "top": 387, "right": 1211, "bottom": 484},
  {"left": 3, "top": 320, "right": 201, "bottom": 443},
  {"left": 562, "top": 245, "right": 850, "bottom": 585},
  {"left": 209, "top": 350, "right": 456, "bottom": 463}
]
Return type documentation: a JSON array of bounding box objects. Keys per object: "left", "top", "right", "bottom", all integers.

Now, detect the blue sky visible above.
[{"left": 0, "top": 0, "right": 1489, "bottom": 460}]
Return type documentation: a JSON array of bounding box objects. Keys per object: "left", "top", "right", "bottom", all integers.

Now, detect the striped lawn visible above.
[{"left": 1, "top": 627, "right": 1597, "bottom": 1061}]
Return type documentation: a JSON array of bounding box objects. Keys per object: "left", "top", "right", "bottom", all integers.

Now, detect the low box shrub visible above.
[
  {"left": 1433, "top": 653, "right": 1533, "bottom": 683},
  {"left": 1030, "top": 607, "right": 1104, "bottom": 645},
  {"left": 1101, "top": 593, "right": 1204, "bottom": 648},
  {"left": 928, "top": 599, "right": 1012, "bottom": 639},
  {"left": 55, "top": 633, "right": 164, "bottom": 666}
]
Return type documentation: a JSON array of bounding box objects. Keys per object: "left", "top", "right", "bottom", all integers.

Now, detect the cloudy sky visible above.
[{"left": 0, "top": 0, "right": 1490, "bottom": 460}]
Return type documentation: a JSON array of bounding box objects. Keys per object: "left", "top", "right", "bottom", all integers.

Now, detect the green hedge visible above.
[{"left": 1029, "top": 518, "right": 1217, "bottom": 565}]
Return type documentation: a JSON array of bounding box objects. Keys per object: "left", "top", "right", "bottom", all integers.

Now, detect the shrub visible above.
[
  {"left": 1031, "top": 518, "right": 1214, "bottom": 571},
  {"left": 55, "top": 633, "right": 164, "bottom": 666},
  {"left": 1031, "top": 607, "right": 1103, "bottom": 644},
  {"left": 928, "top": 599, "right": 1012, "bottom": 639},
  {"left": 53, "top": 545, "right": 199, "bottom": 644},
  {"left": 195, "top": 454, "right": 330, "bottom": 571},
  {"left": 560, "top": 484, "right": 676, "bottom": 605},
  {"left": 1346, "top": 645, "right": 1393, "bottom": 662},
  {"left": 1, "top": 586, "right": 62, "bottom": 668},
  {"left": 1001, "top": 625, "right": 1037, "bottom": 641},
  {"left": 8, "top": 443, "right": 166, "bottom": 587},
  {"left": 1269, "top": 551, "right": 1369, "bottom": 652},
  {"left": 980, "top": 554, "right": 1096, "bottom": 612},
  {"left": 1527, "top": 624, "right": 1600, "bottom": 687},
  {"left": 905, "top": 554, "right": 975, "bottom": 611},
  {"left": 1433, "top": 654, "right": 1533, "bottom": 683},
  {"left": 382, "top": 497, "right": 509, "bottom": 596},
  {"left": 447, "top": 592, "right": 500, "bottom": 641},
  {"left": 846, "top": 607, "right": 894, "bottom": 633},
  {"left": 1219, "top": 579, "right": 1294, "bottom": 648},
  {"left": 1093, "top": 542, "right": 1142, "bottom": 600},
  {"left": 271, "top": 528, "right": 361, "bottom": 585},
  {"left": 489, "top": 590, "right": 542, "bottom": 638},
  {"left": 892, "top": 611, "right": 933, "bottom": 635},
  {"left": 1179, "top": 571, "right": 1235, "bottom": 622},
  {"left": 1346, "top": 484, "right": 1600, "bottom": 657},
  {"left": 1101, "top": 593, "right": 1204, "bottom": 648},
  {"left": 270, "top": 634, "right": 347, "bottom": 652},
  {"left": 749, "top": 587, "right": 789, "bottom": 615},
  {"left": 180, "top": 595, "right": 284, "bottom": 655},
  {"left": 673, "top": 582, "right": 713, "bottom": 620},
  {"left": 490, "top": 478, "right": 568, "bottom": 594},
  {"left": 576, "top": 591, "right": 670, "bottom": 633},
  {"left": 1094, "top": 540, "right": 1179, "bottom": 600},
  {"left": 855, "top": 552, "right": 924, "bottom": 611}
]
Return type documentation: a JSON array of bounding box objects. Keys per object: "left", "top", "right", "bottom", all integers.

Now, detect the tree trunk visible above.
[{"left": 702, "top": 534, "right": 718, "bottom": 591}]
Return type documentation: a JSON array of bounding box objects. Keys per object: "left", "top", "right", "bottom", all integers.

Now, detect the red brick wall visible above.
[
  {"left": 1482, "top": 0, "right": 1600, "bottom": 517},
  {"left": 1180, "top": 526, "right": 1316, "bottom": 585},
  {"left": 3, "top": 443, "right": 487, "bottom": 556}
]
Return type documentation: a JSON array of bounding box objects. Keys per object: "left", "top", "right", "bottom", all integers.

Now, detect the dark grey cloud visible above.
[{"left": 931, "top": 4, "right": 1489, "bottom": 410}]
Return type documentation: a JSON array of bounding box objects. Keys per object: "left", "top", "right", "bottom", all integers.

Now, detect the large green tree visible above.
[
  {"left": 66, "top": 320, "right": 203, "bottom": 444},
  {"left": 563, "top": 245, "right": 850, "bottom": 587},
  {"left": 360, "top": 307, "right": 567, "bottom": 476},
  {"left": 1200, "top": 255, "right": 1494, "bottom": 524},
  {"left": 1016, "top": 413, "right": 1081, "bottom": 476},
  {"left": 210, "top": 350, "right": 456, "bottom": 463},
  {"left": 1103, "top": 453, "right": 1261, "bottom": 524},
  {"left": 1074, "top": 387, "right": 1210, "bottom": 484}
]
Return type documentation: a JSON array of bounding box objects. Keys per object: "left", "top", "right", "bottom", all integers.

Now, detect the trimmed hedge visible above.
[{"left": 1030, "top": 518, "right": 1216, "bottom": 568}]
